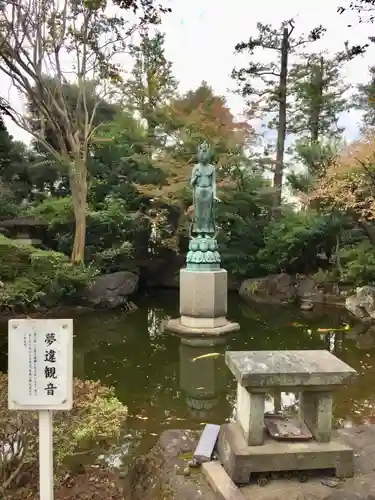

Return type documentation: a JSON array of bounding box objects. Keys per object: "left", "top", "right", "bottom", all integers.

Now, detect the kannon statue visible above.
[
  {"left": 186, "top": 142, "right": 221, "bottom": 271},
  {"left": 190, "top": 142, "right": 219, "bottom": 237}
]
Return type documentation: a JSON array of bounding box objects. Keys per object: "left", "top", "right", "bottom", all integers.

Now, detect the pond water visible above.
[{"left": 1, "top": 290, "right": 375, "bottom": 467}]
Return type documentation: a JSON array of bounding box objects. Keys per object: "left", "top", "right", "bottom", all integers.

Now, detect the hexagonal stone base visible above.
[
  {"left": 166, "top": 318, "right": 240, "bottom": 339},
  {"left": 180, "top": 269, "right": 227, "bottom": 319}
]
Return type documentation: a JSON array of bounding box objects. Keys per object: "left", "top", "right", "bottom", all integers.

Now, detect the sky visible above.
[
  {"left": 160, "top": 0, "right": 375, "bottom": 142},
  {"left": 2, "top": 0, "right": 375, "bottom": 145}
]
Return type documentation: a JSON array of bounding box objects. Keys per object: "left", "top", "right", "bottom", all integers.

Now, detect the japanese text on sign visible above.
[
  {"left": 8, "top": 319, "right": 73, "bottom": 410},
  {"left": 44, "top": 333, "right": 57, "bottom": 396}
]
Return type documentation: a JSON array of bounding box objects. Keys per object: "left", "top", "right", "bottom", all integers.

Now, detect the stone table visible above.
[{"left": 219, "top": 350, "right": 358, "bottom": 484}]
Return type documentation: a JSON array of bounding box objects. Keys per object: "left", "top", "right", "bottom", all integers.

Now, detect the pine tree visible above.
[
  {"left": 288, "top": 52, "right": 350, "bottom": 142},
  {"left": 232, "top": 19, "right": 325, "bottom": 212},
  {"left": 123, "top": 30, "right": 178, "bottom": 149},
  {"left": 0, "top": 115, "right": 13, "bottom": 175},
  {"left": 356, "top": 66, "right": 375, "bottom": 128}
]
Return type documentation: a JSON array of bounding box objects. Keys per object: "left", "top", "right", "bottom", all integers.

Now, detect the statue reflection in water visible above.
[
  {"left": 179, "top": 338, "right": 230, "bottom": 422},
  {"left": 179, "top": 338, "right": 300, "bottom": 423}
]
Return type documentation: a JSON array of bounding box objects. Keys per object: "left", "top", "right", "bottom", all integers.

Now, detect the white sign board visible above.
[{"left": 8, "top": 318, "right": 73, "bottom": 410}]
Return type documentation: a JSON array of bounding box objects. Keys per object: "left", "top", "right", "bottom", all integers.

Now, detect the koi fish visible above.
[
  {"left": 316, "top": 323, "right": 350, "bottom": 333},
  {"left": 192, "top": 353, "right": 221, "bottom": 362}
]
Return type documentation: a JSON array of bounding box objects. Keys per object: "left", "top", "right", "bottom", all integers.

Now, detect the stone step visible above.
[{"left": 203, "top": 461, "right": 246, "bottom": 500}]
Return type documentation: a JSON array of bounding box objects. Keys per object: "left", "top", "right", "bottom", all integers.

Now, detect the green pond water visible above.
[{"left": 1, "top": 290, "right": 375, "bottom": 467}]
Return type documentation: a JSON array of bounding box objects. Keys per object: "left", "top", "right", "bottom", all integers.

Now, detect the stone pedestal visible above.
[
  {"left": 166, "top": 269, "right": 240, "bottom": 341},
  {"left": 218, "top": 350, "right": 358, "bottom": 484},
  {"left": 219, "top": 423, "right": 355, "bottom": 484}
]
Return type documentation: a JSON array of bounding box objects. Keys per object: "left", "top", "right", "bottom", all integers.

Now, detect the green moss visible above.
[{"left": 178, "top": 451, "right": 194, "bottom": 461}]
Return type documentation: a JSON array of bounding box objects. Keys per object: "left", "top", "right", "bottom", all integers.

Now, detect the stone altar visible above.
[
  {"left": 218, "top": 350, "right": 358, "bottom": 484},
  {"left": 166, "top": 142, "right": 239, "bottom": 341}
]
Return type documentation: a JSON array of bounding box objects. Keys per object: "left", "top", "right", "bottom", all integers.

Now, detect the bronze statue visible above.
[
  {"left": 186, "top": 142, "right": 221, "bottom": 271},
  {"left": 190, "top": 142, "right": 219, "bottom": 237}
]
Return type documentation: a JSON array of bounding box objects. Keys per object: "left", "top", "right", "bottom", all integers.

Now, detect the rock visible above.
[
  {"left": 143, "top": 255, "right": 241, "bottom": 290},
  {"left": 357, "top": 286, "right": 375, "bottom": 319},
  {"left": 321, "top": 477, "right": 341, "bottom": 488},
  {"left": 345, "top": 286, "right": 375, "bottom": 322},
  {"left": 40, "top": 292, "right": 61, "bottom": 308},
  {"left": 300, "top": 301, "right": 314, "bottom": 311},
  {"left": 239, "top": 273, "right": 296, "bottom": 305},
  {"left": 296, "top": 276, "right": 325, "bottom": 303},
  {"left": 85, "top": 271, "right": 139, "bottom": 309},
  {"left": 123, "top": 429, "right": 216, "bottom": 500},
  {"left": 345, "top": 295, "right": 366, "bottom": 320},
  {"left": 238, "top": 273, "right": 348, "bottom": 306},
  {"left": 188, "top": 458, "right": 200, "bottom": 468}
]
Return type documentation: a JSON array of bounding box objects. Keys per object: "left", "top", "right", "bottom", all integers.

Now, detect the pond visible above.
[{"left": 1, "top": 290, "right": 375, "bottom": 467}]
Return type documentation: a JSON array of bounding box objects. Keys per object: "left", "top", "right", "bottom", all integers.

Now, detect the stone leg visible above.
[
  {"left": 218, "top": 423, "right": 251, "bottom": 484},
  {"left": 299, "top": 390, "right": 333, "bottom": 442},
  {"left": 236, "top": 383, "right": 265, "bottom": 446},
  {"left": 335, "top": 450, "right": 354, "bottom": 478},
  {"left": 273, "top": 389, "right": 282, "bottom": 413},
  {"left": 233, "top": 468, "right": 251, "bottom": 484}
]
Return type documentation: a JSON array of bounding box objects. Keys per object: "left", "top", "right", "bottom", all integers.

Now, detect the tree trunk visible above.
[
  {"left": 273, "top": 27, "right": 289, "bottom": 215},
  {"left": 70, "top": 162, "right": 87, "bottom": 263},
  {"left": 310, "top": 57, "right": 324, "bottom": 143},
  {"left": 146, "top": 111, "right": 157, "bottom": 158}
]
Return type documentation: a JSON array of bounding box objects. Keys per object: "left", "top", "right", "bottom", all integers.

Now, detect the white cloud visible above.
[{"left": 2, "top": 0, "right": 375, "bottom": 144}]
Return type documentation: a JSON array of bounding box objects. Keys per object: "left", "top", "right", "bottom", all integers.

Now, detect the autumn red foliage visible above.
[{"left": 310, "top": 134, "right": 375, "bottom": 220}]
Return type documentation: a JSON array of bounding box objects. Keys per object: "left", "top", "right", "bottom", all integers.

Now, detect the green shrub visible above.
[
  {"left": 95, "top": 241, "right": 136, "bottom": 273},
  {"left": 258, "top": 211, "right": 341, "bottom": 275},
  {"left": 311, "top": 268, "right": 340, "bottom": 284},
  {"left": 217, "top": 174, "right": 274, "bottom": 278},
  {"left": 0, "top": 277, "right": 43, "bottom": 309},
  {"left": 338, "top": 240, "right": 375, "bottom": 285},
  {"left": 29, "top": 249, "right": 69, "bottom": 279},
  {"left": 0, "top": 191, "right": 20, "bottom": 218},
  {"left": 0, "top": 236, "right": 36, "bottom": 280},
  {"left": 0, "top": 235, "right": 96, "bottom": 310},
  {"left": 28, "top": 196, "right": 75, "bottom": 256},
  {"left": 30, "top": 196, "right": 143, "bottom": 271},
  {"left": 0, "top": 374, "right": 127, "bottom": 494}
]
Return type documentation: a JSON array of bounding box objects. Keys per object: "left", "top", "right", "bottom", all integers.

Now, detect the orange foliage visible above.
[
  {"left": 135, "top": 154, "right": 191, "bottom": 205},
  {"left": 170, "top": 83, "right": 254, "bottom": 159},
  {"left": 310, "top": 134, "right": 375, "bottom": 219},
  {"left": 138, "top": 83, "right": 255, "bottom": 205}
]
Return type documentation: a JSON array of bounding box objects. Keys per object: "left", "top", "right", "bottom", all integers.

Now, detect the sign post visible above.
[
  {"left": 39, "top": 410, "right": 53, "bottom": 500},
  {"left": 8, "top": 319, "right": 73, "bottom": 500}
]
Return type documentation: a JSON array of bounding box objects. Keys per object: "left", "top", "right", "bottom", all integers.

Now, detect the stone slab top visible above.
[{"left": 225, "top": 350, "right": 357, "bottom": 388}]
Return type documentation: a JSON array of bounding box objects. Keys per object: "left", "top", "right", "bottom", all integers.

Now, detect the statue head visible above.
[{"left": 197, "top": 141, "right": 212, "bottom": 164}]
